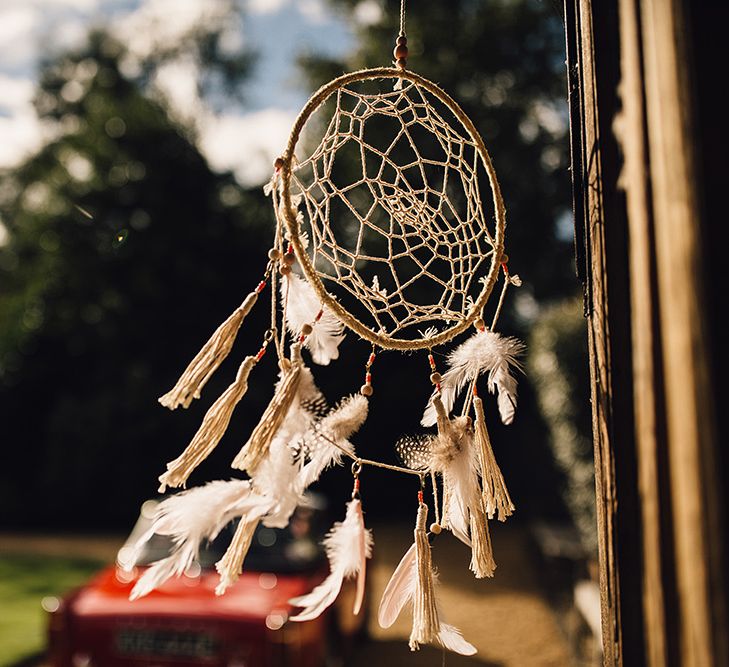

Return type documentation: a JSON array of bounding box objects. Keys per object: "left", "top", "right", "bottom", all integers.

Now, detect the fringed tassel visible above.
[
  {"left": 473, "top": 396, "right": 514, "bottom": 521},
  {"left": 158, "top": 356, "right": 256, "bottom": 492},
  {"left": 469, "top": 500, "right": 496, "bottom": 578},
  {"left": 409, "top": 502, "right": 439, "bottom": 651},
  {"left": 159, "top": 290, "right": 261, "bottom": 410},
  {"left": 215, "top": 515, "right": 260, "bottom": 595},
  {"left": 231, "top": 344, "right": 303, "bottom": 474}
]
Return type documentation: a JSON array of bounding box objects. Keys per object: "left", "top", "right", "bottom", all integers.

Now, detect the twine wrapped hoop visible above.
[{"left": 280, "top": 67, "right": 506, "bottom": 351}]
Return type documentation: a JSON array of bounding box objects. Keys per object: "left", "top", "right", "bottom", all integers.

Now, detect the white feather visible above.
[
  {"left": 421, "top": 330, "right": 524, "bottom": 426},
  {"left": 252, "top": 436, "right": 301, "bottom": 529},
  {"left": 129, "top": 480, "right": 260, "bottom": 599},
  {"left": 378, "top": 542, "right": 416, "bottom": 628},
  {"left": 289, "top": 498, "right": 373, "bottom": 621},
  {"left": 248, "top": 365, "right": 329, "bottom": 529},
  {"left": 439, "top": 423, "right": 481, "bottom": 547},
  {"left": 377, "top": 542, "right": 477, "bottom": 656},
  {"left": 282, "top": 274, "right": 345, "bottom": 365},
  {"left": 296, "top": 394, "right": 369, "bottom": 490},
  {"left": 437, "top": 624, "right": 477, "bottom": 655}
]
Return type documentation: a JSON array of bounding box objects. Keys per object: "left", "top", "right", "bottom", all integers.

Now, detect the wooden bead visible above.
[
  {"left": 360, "top": 384, "right": 373, "bottom": 397},
  {"left": 274, "top": 157, "right": 284, "bottom": 170},
  {"left": 430, "top": 372, "right": 442, "bottom": 384},
  {"left": 279, "top": 264, "right": 292, "bottom": 276},
  {"left": 394, "top": 44, "right": 408, "bottom": 59},
  {"left": 501, "top": 253, "right": 509, "bottom": 264},
  {"left": 395, "top": 58, "right": 407, "bottom": 69},
  {"left": 429, "top": 523, "right": 442, "bottom": 535},
  {"left": 268, "top": 248, "right": 281, "bottom": 260},
  {"left": 301, "top": 323, "right": 313, "bottom": 336},
  {"left": 396, "top": 35, "right": 407, "bottom": 46},
  {"left": 283, "top": 252, "right": 296, "bottom": 266},
  {"left": 474, "top": 318, "right": 485, "bottom": 330}
]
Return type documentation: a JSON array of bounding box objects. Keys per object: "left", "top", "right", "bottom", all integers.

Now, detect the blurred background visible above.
[{"left": 0, "top": 0, "right": 597, "bottom": 665}]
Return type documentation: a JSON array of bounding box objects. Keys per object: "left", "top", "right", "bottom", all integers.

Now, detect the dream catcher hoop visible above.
[
  {"left": 128, "top": 1, "right": 525, "bottom": 658},
  {"left": 278, "top": 67, "right": 507, "bottom": 350}
]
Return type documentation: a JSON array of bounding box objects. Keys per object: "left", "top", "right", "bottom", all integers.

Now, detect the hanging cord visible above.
[
  {"left": 491, "top": 255, "right": 522, "bottom": 331},
  {"left": 392, "top": 0, "right": 408, "bottom": 89},
  {"left": 267, "top": 162, "right": 288, "bottom": 363},
  {"left": 431, "top": 470, "right": 441, "bottom": 526},
  {"left": 360, "top": 347, "right": 376, "bottom": 396},
  {"left": 315, "top": 427, "right": 424, "bottom": 478}
]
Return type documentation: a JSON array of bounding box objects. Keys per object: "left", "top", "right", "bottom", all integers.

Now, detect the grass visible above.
[{"left": 0, "top": 554, "right": 104, "bottom": 667}]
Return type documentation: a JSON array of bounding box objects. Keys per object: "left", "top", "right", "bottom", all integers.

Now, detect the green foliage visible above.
[
  {"left": 0, "top": 31, "right": 272, "bottom": 529},
  {"left": 0, "top": 554, "right": 104, "bottom": 665},
  {"left": 528, "top": 298, "right": 595, "bottom": 550}
]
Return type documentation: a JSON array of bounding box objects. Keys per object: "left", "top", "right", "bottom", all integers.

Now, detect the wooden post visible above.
[
  {"left": 566, "top": 0, "right": 729, "bottom": 664},
  {"left": 565, "top": 2, "right": 645, "bottom": 664}
]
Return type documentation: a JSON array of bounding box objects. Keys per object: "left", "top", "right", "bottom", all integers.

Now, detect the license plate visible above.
[{"left": 116, "top": 628, "right": 219, "bottom": 659}]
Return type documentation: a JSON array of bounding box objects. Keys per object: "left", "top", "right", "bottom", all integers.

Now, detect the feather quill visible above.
[
  {"left": 289, "top": 498, "right": 373, "bottom": 621},
  {"left": 421, "top": 330, "right": 524, "bottom": 427},
  {"left": 377, "top": 541, "right": 477, "bottom": 655},
  {"left": 282, "top": 274, "right": 344, "bottom": 365}
]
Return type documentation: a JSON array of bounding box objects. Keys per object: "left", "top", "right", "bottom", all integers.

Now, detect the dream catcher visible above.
[{"left": 128, "top": 0, "right": 524, "bottom": 657}]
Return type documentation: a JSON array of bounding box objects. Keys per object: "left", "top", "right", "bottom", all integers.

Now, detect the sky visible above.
[{"left": 0, "top": 0, "right": 383, "bottom": 186}]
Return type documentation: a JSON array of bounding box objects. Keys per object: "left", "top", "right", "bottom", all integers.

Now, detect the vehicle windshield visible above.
[{"left": 134, "top": 505, "right": 326, "bottom": 574}]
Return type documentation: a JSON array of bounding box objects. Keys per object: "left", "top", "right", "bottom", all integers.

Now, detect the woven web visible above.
[{"left": 291, "top": 80, "right": 496, "bottom": 337}]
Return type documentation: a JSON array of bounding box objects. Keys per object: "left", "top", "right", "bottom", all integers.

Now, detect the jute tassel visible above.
[
  {"left": 159, "top": 290, "right": 260, "bottom": 410},
  {"left": 409, "top": 502, "right": 439, "bottom": 651},
  {"left": 473, "top": 395, "right": 514, "bottom": 521},
  {"left": 231, "top": 344, "right": 303, "bottom": 474},
  {"left": 469, "top": 498, "right": 497, "bottom": 578},
  {"left": 158, "top": 356, "right": 256, "bottom": 493},
  {"left": 214, "top": 515, "right": 261, "bottom": 595}
]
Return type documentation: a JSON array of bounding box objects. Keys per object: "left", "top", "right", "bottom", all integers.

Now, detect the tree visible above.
[{"left": 0, "top": 30, "right": 272, "bottom": 529}]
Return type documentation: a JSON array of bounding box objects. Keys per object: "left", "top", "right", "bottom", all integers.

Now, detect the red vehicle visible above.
[{"left": 46, "top": 499, "right": 365, "bottom": 667}]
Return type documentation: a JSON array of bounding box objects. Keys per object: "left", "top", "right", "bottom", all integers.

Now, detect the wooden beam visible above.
[
  {"left": 615, "top": 1, "right": 672, "bottom": 664},
  {"left": 565, "top": 2, "right": 645, "bottom": 664},
  {"left": 640, "top": 1, "right": 729, "bottom": 664}
]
